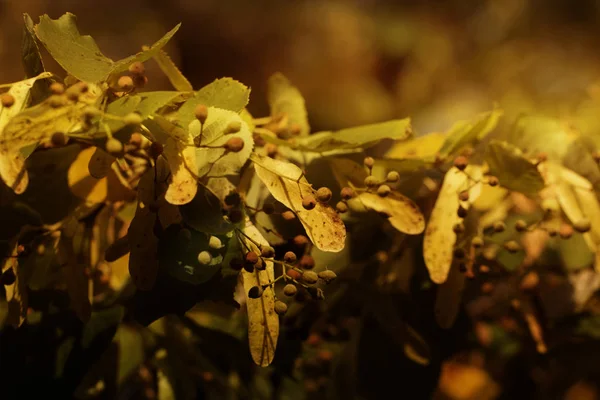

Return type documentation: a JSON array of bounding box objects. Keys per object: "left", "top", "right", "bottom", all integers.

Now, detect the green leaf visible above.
[
  {"left": 291, "top": 118, "right": 412, "bottom": 153},
  {"left": 22, "top": 14, "right": 50, "bottom": 104},
  {"left": 34, "top": 13, "right": 180, "bottom": 83},
  {"left": 557, "top": 232, "right": 594, "bottom": 272},
  {"left": 180, "top": 184, "right": 234, "bottom": 234},
  {"left": 267, "top": 72, "right": 310, "bottom": 136},
  {"left": 82, "top": 306, "right": 125, "bottom": 348},
  {"left": 152, "top": 49, "right": 193, "bottom": 92},
  {"left": 576, "top": 315, "right": 600, "bottom": 339},
  {"left": 438, "top": 108, "right": 503, "bottom": 157},
  {"left": 510, "top": 115, "right": 574, "bottom": 160},
  {"left": 177, "top": 78, "right": 251, "bottom": 131},
  {"left": 485, "top": 140, "right": 545, "bottom": 196}
]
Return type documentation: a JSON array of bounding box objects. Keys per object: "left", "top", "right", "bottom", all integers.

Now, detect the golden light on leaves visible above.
[
  {"left": 355, "top": 192, "right": 425, "bottom": 234},
  {"left": 267, "top": 72, "right": 310, "bottom": 137},
  {"left": 251, "top": 153, "right": 346, "bottom": 252}
]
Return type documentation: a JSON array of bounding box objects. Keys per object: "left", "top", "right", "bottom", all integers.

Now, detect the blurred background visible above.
[{"left": 2, "top": 0, "right": 600, "bottom": 135}]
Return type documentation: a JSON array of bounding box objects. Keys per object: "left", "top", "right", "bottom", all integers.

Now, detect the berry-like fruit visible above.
[
  {"left": 248, "top": 286, "right": 263, "bottom": 299},
  {"left": 287, "top": 269, "right": 301, "bottom": 280},
  {"left": 224, "top": 191, "right": 241, "bottom": 207},
  {"left": 261, "top": 246, "right": 275, "bottom": 258},
  {"left": 316, "top": 187, "right": 333, "bottom": 203},
  {"left": 515, "top": 220, "right": 528, "bottom": 232},
  {"left": 453, "top": 223, "right": 465, "bottom": 234},
  {"left": 118, "top": 76, "right": 134, "bottom": 91},
  {"left": 377, "top": 185, "right": 391, "bottom": 197},
  {"left": 194, "top": 104, "right": 208, "bottom": 124},
  {"left": 208, "top": 236, "right": 222, "bottom": 249},
  {"left": 274, "top": 301, "right": 288, "bottom": 315},
  {"left": 559, "top": 224, "right": 573, "bottom": 239},
  {"left": 471, "top": 236, "right": 484, "bottom": 248},
  {"left": 48, "top": 95, "right": 66, "bottom": 108},
  {"left": 282, "top": 211, "right": 296, "bottom": 220},
  {"left": 493, "top": 221, "right": 506, "bottom": 233},
  {"left": 224, "top": 137, "right": 244, "bottom": 153},
  {"left": 245, "top": 251, "right": 259, "bottom": 265},
  {"left": 243, "top": 262, "right": 254, "bottom": 273},
  {"left": 293, "top": 235, "right": 309, "bottom": 247},
  {"left": 453, "top": 156, "right": 468, "bottom": 171},
  {"left": 265, "top": 143, "right": 278, "bottom": 158},
  {"left": 197, "top": 251, "right": 212, "bottom": 265},
  {"left": 228, "top": 208, "right": 244, "bottom": 223},
  {"left": 302, "top": 195, "right": 317, "bottom": 210},
  {"left": 148, "top": 142, "right": 164, "bottom": 159},
  {"left": 573, "top": 219, "right": 592, "bottom": 233},
  {"left": 487, "top": 176, "right": 499, "bottom": 187},
  {"left": 386, "top": 171, "right": 400, "bottom": 182},
  {"left": 364, "top": 176, "right": 378, "bottom": 188},
  {"left": 262, "top": 203, "right": 275, "bottom": 215},
  {"left": 503, "top": 240, "right": 520, "bottom": 253},
  {"left": 128, "top": 61, "right": 145, "bottom": 76},
  {"left": 457, "top": 205, "right": 468, "bottom": 218},
  {"left": 129, "top": 133, "right": 143, "bottom": 148},
  {"left": 317, "top": 270, "right": 337, "bottom": 284},
  {"left": 284, "top": 251, "right": 297, "bottom": 264},
  {"left": 124, "top": 113, "right": 143, "bottom": 126},
  {"left": 289, "top": 123, "right": 301, "bottom": 136},
  {"left": 254, "top": 258, "right": 266, "bottom": 270},
  {"left": 106, "top": 138, "right": 123, "bottom": 155},
  {"left": 458, "top": 191, "right": 469, "bottom": 202},
  {"left": 229, "top": 258, "right": 244, "bottom": 270},
  {"left": 340, "top": 187, "right": 354, "bottom": 200},
  {"left": 51, "top": 132, "right": 67, "bottom": 147},
  {"left": 49, "top": 82, "right": 65, "bottom": 94},
  {"left": 1, "top": 93, "right": 15, "bottom": 108},
  {"left": 283, "top": 283, "right": 298, "bottom": 296},
  {"left": 336, "top": 201, "right": 348, "bottom": 213},
  {"left": 363, "top": 157, "right": 375, "bottom": 168},
  {"left": 299, "top": 255, "right": 315, "bottom": 270},
  {"left": 224, "top": 120, "right": 242, "bottom": 134},
  {"left": 302, "top": 270, "right": 319, "bottom": 284}
]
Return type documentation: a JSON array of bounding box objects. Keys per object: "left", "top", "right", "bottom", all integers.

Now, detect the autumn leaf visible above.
[
  {"left": 151, "top": 49, "right": 193, "bottom": 92},
  {"left": 251, "top": 153, "right": 346, "bottom": 252},
  {"left": 267, "top": 72, "right": 310, "bottom": 136},
  {"left": 354, "top": 192, "right": 425, "bottom": 235},
  {"left": 386, "top": 131, "right": 446, "bottom": 160},
  {"left": 240, "top": 219, "right": 279, "bottom": 366},
  {"left": 424, "top": 165, "right": 483, "bottom": 284},
  {"left": 438, "top": 108, "right": 503, "bottom": 157},
  {"left": 485, "top": 140, "right": 545, "bottom": 196},
  {"left": 34, "top": 13, "right": 180, "bottom": 83}
]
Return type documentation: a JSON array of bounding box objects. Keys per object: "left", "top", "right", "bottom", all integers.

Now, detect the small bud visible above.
[
  {"left": 254, "top": 258, "right": 266, "bottom": 271},
  {"left": 289, "top": 123, "right": 302, "bottom": 136},
  {"left": 105, "top": 138, "right": 123, "bottom": 155},
  {"left": 316, "top": 187, "right": 333, "bottom": 203},
  {"left": 318, "top": 270, "right": 337, "bottom": 284},
  {"left": 224, "top": 120, "right": 242, "bottom": 134},
  {"left": 194, "top": 104, "right": 208, "bottom": 124},
  {"left": 299, "top": 255, "right": 315, "bottom": 270},
  {"left": 377, "top": 185, "right": 391, "bottom": 197},
  {"left": 287, "top": 269, "right": 301, "bottom": 280},
  {"left": 340, "top": 187, "right": 354, "bottom": 200},
  {"left": 228, "top": 208, "right": 244, "bottom": 223},
  {"left": 336, "top": 201, "right": 348, "bottom": 213},
  {"left": 248, "top": 286, "right": 264, "bottom": 299},
  {"left": 293, "top": 235, "right": 309, "bottom": 247},
  {"left": 481, "top": 282, "right": 494, "bottom": 294},
  {"left": 458, "top": 191, "right": 469, "bottom": 202},
  {"left": 302, "top": 270, "right": 319, "bottom": 284},
  {"left": 471, "top": 236, "right": 484, "bottom": 248},
  {"left": 74, "top": 82, "right": 89, "bottom": 93},
  {"left": 197, "top": 251, "right": 212, "bottom": 265},
  {"left": 129, "top": 133, "right": 143, "bottom": 148},
  {"left": 48, "top": 95, "right": 66, "bottom": 108},
  {"left": 479, "top": 265, "right": 490, "bottom": 273},
  {"left": 573, "top": 218, "right": 591, "bottom": 233},
  {"left": 520, "top": 272, "right": 540, "bottom": 291},
  {"left": 282, "top": 211, "right": 296, "bottom": 221},
  {"left": 453, "top": 223, "right": 465, "bottom": 234},
  {"left": 1, "top": 93, "right": 15, "bottom": 108},
  {"left": 148, "top": 142, "right": 164, "bottom": 159},
  {"left": 453, "top": 156, "right": 468, "bottom": 171},
  {"left": 208, "top": 236, "right": 222, "bottom": 249},
  {"left": 224, "top": 137, "right": 244, "bottom": 153},
  {"left": 503, "top": 240, "right": 521, "bottom": 253},
  {"left": 274, "top": 301, "right": 288, "bottom": 315},
  {"left": 118, "top": 75, "right": 134, "bottom": 91},
  {"left": 264, "top": 143, "right": 278, "bottom": 158},
  {"left": 493, "top": 221, "right": 506, "bottom": 233},
  {"left": 457, "top": 205, "right": 468, "bottom": 218},
  {"left": 51, "top": 132, "right": 67, "bottom": 147},
  {"left": 284, "top": 251, "right": 297, "bottom": 264},
  {"left": 49, "top": 82, "right": 65, "bottom": 94},
  {"left": 124, "top": 113, "right": 143, "bottom": 126},
  {"left": 229, "top": 258, "right": 244, "bottom": 270},
  {"left": 224, "top": 191, "right": 241, "bottom": 207},
  {"left": 536, "top": 152, "right": 548, "bottom": 163},
  {"left": 133, "top": 75, "right": 148, "bottom": 88},
  {"left": 302, "top": 195, "right": 317, "bottom": 210},
  {"left": 364, "top": 176, "right": 378, "bottom": 188},
  {"left": 245, "top": 251, "right": 259, "bottom": 265},
  {"left": 261, "top": 246, "right": 275, "bottom": 258},
  {"left": 386, "top": 171, "right": 400, "bottom": 182},
  {"left": 128, "top": 61, "right": 145, "bottom": 76},
  {"left": 515, "top": 220, "right": 528, "bottom": 232},
  {"left": 283, "top": 283, "right": 298, "bottom": 296},
  {"left": 559, "top": 224, "right": 573, "bottom": 239},
  {"left": 487, "top": 176, "right": 499, "bottom": 187},
  {"left": 262, "top": 203, "right": 275, "bottom": 215},
  {"left": 363, "top": 157, "right": 375, "bottom": 168}
]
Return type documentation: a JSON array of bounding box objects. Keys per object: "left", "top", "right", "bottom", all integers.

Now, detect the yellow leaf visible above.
[
  {"left": 251, "top": 153, "right": 346, "bottom": 252},
  {"left": 354, "top": 192, "right": 425, "bottom": 235},
  {"left": 329, "top": 157, "right": 368, "bottom": 189},
  {"left": 424, "top": 166, "right": 483, "bottom": 284},
  {"left": 88, "top": 148, "right": 114, "bottom": 179},
  {"left": 152, "top": 49, "right": 193, "bottom": 92},
  {"left": 386, "top": 132, "right": 446, "bottom": 159},
  {"left": 241, "top": 220, "right": 279, "bottom": 366},
  {"left": 267, "top": 72, "right": 310, "bottom": 136}
]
